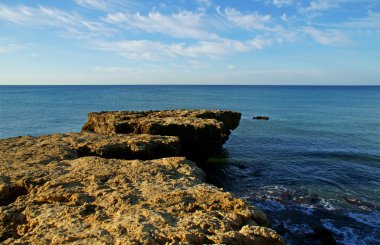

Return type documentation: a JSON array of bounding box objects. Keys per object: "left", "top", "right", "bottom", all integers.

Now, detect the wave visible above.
[
  {"left": 321, "top": 219, "right": 380, "bottom": 245},
  {"left": 248, "top": 185, "right": 337, "bottom": 211},
  {"left": 347, "top": 211, "right": 380, "bottom": 228}
]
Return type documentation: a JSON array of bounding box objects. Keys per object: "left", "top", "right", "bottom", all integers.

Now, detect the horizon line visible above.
[{"left": 0, "top": 84, "right": 379, "bottom": 86}]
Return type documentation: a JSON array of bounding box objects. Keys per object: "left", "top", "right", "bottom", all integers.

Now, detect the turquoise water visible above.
[{"left": 1, "top": 85, "right": 380, "bottom": 244}]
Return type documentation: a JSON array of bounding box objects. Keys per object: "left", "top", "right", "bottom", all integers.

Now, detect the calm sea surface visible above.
[{"left": 1, "top": 85, "right": 380, "bottom": 244}]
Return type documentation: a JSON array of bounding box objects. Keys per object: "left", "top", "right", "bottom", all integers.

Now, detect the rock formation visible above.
[
  {"left": 82, "top": 110, "right": 241, "bottom": 161},
  {"left": 253, "top": 116, "right": 269, "bottom": 120},
  {"left": 0, "top": 110, "right": 284, "bottom": 244}
]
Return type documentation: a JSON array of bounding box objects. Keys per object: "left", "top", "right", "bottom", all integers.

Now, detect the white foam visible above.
[
  {"left": 321, "top": 219, "right": 380, "bottom": 245},
  {"left": 319, "top": 198, "right": 337, "bottom": 211},
  {"left": 297, "top": 206, "right": 314, "bottom": 215},
  {"left": 282, "top": 220, "right": 313, "bottom": 235},
  {"left": 254, "top": 200, "right": 287, "bottom": 212}
]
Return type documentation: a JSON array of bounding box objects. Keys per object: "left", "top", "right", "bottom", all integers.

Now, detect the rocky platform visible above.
[
  {"left": 82, "top": 110, "right": 241, "bottom": 161},
  {"left": 0, "top": 110, "right": 284, "bottom": 244}
]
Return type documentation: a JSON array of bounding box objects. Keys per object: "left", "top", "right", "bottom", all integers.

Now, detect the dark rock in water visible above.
[
  {"left": 309, "top": 227, "right": 337, "bottom": 245},
  {"left": 342, "top": 196, "right": 375, "bottom": 210},
  {"left": 82, "top": 109, "right": 241, "bottom": 161},
  {"left": 298, "top": 194, "right": 320, "bottom": 205},
  {"left": 253, "top": 116, "right": 269, "bottom": 120}
]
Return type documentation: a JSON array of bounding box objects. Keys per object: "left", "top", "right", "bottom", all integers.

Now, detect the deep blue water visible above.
[{"left": 1, "top": 85, "right": 380, "bottom": 244}]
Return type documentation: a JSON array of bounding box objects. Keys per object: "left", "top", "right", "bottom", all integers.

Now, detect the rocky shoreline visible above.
[{"left": 0, "top": 110, "right": 284, "bottom": 244}]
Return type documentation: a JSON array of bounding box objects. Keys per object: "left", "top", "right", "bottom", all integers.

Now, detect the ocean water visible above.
[{"left": 1, "top": 85, "right": 380, "bottom": 244}]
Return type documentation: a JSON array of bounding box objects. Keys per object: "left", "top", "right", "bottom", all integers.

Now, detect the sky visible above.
[{"left": 0, "top": 0, "right": 379, "bottom": 85}]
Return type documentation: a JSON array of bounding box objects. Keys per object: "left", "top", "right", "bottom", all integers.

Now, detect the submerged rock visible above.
[
  {"left": 308, "top": 227, "right": 337, "bottom": 245},
  {"left": 82, "top": 109, "right": 241, "bottom": 161}
]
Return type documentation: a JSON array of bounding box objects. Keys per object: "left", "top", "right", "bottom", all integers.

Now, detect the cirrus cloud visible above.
[{"left": 105, "top": 10, "right": 219, "bottom": 40}]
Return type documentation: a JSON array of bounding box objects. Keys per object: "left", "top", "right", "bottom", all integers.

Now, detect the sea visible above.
[{"left": 1, "top": 85, "right": 379, "bottom": 244}]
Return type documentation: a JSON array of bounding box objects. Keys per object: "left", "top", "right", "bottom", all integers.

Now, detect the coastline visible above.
[{"left": 0, "top": 110, "right": 284, "bottom": 244}]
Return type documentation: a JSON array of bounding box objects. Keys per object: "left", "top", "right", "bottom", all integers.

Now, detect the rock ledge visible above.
[
  {"left": 0, "top": 110, "right": 284, "bottom": 244},
  {"left": 82, "top": 109, "right": 241, "bottom": 161}
]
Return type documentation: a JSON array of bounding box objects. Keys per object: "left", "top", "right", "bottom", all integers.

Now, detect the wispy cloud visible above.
[
  {"left": 339, "top": 11, "right": 380, "bottom": 29},
  {"left": 298, "top": 0, "right": 338, "bottom": 16},
  {"left": 0, "top": 1, "right": 369, "bottom": 64},
  {"left": 75, "top": 0, "right": 107, "bottom": 10},
  {"left": 196, "top": 0, "right": 213, "bottom": 8},
  {"left": 97, "top": 37, "right": 272, "bottom": 60},
  {"left": 303, "top": 27, "right": 349, "bottom": 45},
  {"left": 0, "top": 43, "right": 22, "bottom": 54},
  {"left": 221, "top": 7, "right": 272, "bottom": 31},
  {"left": 270, "top": 0, "right": 294, "bottom": 8},
  {"left": 305, "top": 1, "right": 337, "bottom": 12},
  {"left": 105, "top": 10, "right": 218, "bottom": 40},
  {"left": 0, "top": 4, "right": 114, "bottom": 38}
]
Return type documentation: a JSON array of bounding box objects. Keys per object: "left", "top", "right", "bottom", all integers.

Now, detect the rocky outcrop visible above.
[
  {"left": 0, "top": 132, "right": 180, "bottom": 207},
  {"left": 1, "top": 155, "right": 283, "bottom": 244},
  {"left": 82, "top": 110, "right": 241, "bottom": 161},
  {"left": 0, "top": 110, "right": 285, "bottom": 244}
]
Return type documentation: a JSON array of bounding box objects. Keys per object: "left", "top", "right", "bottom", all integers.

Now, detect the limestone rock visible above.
[
  {"left": 0, "top": 110, "right": 284, "bottom": 244},
  {"left": 1, "top": 156, "right": 283, "bottom": 244},
  {"left": 82, "top": 110, "right": 241, "bottom": 160},
  {"left": 0, "top": 132, "right": 180, "bottom": 206}
]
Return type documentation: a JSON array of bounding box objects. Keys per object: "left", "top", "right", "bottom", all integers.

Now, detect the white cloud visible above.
[
  {"left": 196, "top": 0, "right": 213, "bottom": 8},
  {"left": 271, "top": 0, "right": 294, "bottom": 8},
  {"left": 97, "top": 40, "right": 170, "bottom": 60},
  {"left": 306, "top": 1, "right": 334, "bottom": 11},
  {"left": 223, "top": 7, "right": 272, "bottom": 30},
  {"left": 105, "top": 10, "right": 218, "bottom": 40},
  {"left": 339, "top": 11, "right": 380, "bottom": 29},
  {"left": 303, "top": 27, "right": 349, "bottom": 45},
  {"left": 280, "top": 13, "right": 289, "bottom": 23},
  {"left": 74, "top": 0, "right": 138, "bottom": 11},
  {"left": 75, "top": 0, "right": 107, "bottom": 10},
  {"left": 97, "top": 37, "right": 272, "bottom": 60},
  {"left": 0, "top": 4, "right": 113, "bottom": 38},
  {"left": 298, "top": 0, "right": 338, "bottom": 16}
]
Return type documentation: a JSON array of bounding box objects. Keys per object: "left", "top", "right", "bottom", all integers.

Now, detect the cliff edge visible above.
[
  {"left": 0, "top": 110, "right": 284, "bottom": 244},
  {"left": 82, "top": 110, "right": 241, "bottom": 161}
]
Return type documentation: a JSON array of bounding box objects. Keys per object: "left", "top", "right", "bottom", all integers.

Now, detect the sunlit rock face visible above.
[
  {"left": 0, "top": 155, "right": 283, "bottom": 244},
  {"left": 82, "top": 109, "right": 242, "bottom": 161}
]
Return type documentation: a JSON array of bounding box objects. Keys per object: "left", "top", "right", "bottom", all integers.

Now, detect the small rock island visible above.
[
  {"left": 0, "top": 110, "right": 284, "bottom": 244},
  {"left": 253, "top": 116, "right": 269, "bottom": 120}
]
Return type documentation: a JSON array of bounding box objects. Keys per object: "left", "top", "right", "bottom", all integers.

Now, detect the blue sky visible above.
[{"left": 0, "top": 0, "right": 379, "bottom": 85}]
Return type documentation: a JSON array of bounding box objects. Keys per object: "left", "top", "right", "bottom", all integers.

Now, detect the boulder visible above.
[{"left": 82, "top": 110, "right": 241, "bottom": 161}]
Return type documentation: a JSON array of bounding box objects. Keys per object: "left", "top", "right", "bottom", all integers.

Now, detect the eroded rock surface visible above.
[
  {"left": 1, "top": 156, "right": 283, "bottom": 244},
  {"left": 82, "top": 110, "right": 241, "bottom": 161},
  {"left": 0, "top": 133, "right": 179, "bottom": 206}
]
